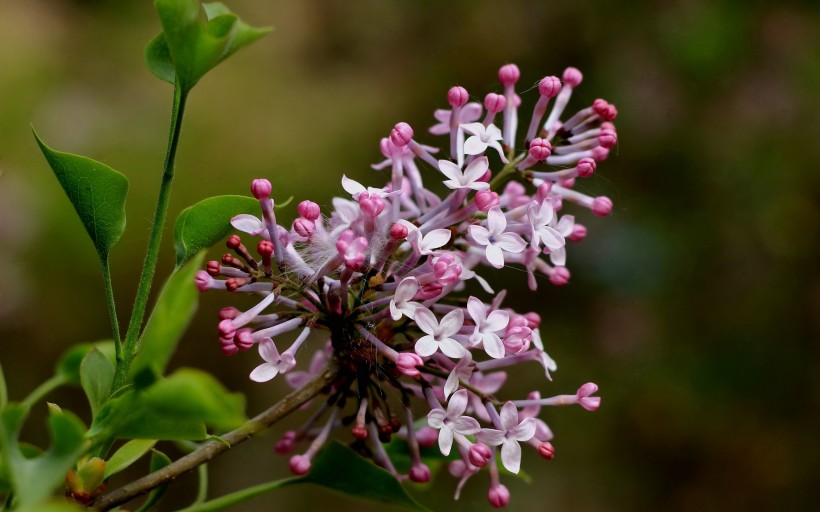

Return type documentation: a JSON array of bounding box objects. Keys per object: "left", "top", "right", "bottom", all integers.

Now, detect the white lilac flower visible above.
[
  {"left": 438, "top": 157, "right": 491, "bottom": 191},
  {"left": 414, "top": 306, "right": 466, "bottom": 358},
  {"left": 469, "top": 206, "right": 527, "bottom": 268},
  {"left": 201, "top": 63, "right": 618, "bottom": 508},
  {"left": 427, "top": 390, "right": 481, "bottom": 456},
  {"left": 461, "top": 122, "right": 508, "bottom": 163},
  {"left": 476, "top": 402, "right": 537, "bottom": 474}
]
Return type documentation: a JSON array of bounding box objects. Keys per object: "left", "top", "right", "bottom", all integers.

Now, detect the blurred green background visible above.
[{"left": 2, "top": 0, "right": 819, "bottom": 510}]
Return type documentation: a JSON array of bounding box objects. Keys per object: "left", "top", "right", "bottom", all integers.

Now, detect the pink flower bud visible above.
[
  {"left": 416, "top": 426, "right": 438, "bottom": 448},
  {"left": 535, "top": 182, "right": 552, "bottom": 203},
  {"left": 389, "top": 222, "right": 409, "bottom": 240},
  {"left": 478, "top": 168, "right": 492, "bottom": 183},
  {"left": 297, "top": 200, "right": 321, "bottom": 220},
  {"left": 488, "top": 484, "right": 511, "bottom": 508},
  {"left": 293, "top": 218, "right": 315, "bottom": 238},
  {"left": 592, "top": 146, "right": 610, "bottom": 161},
  {"left": 549, "top": 266, "right": 570, "bottom": 286},
  {"left": 358, "top": 193, "right": 385, "bottom": 218},
  {"left": 415, "top": 282, "right": 443, "bottom": 300},
  {"left": 206, "top": 260, "right": 221, "bottom": 277},
  {"left": 576, "top": 382, "right": 601, "bottom": 411},
  {"left": 598, "top": 129, "right": 617, "bottom": 149},
  {"left": 226, "top": 234, "right": 242, "bottom": 250},
  {"left": 395, "top": 352, "right": 423, "bottom": 377},
  {"left": 562, "top": 67, "right": 583, "bottom": 87},
  {"left": 498, "top": 63, "right": 520, "bottom": 86},
  {"left": 484, "top": 92, "right": 506, "bottom": 113},
  {"left": 409, "top": 463, "right": 431, "bottom": 483},
  {"left": 593, "top": 99, "right": 618, "bottom": 121},
  {"left": 524, "top": 312, "right": 541, "bottom": 328},
  {"left": 390, "top": 122, "right": 414, "bottom": 147},
  {"left": 538, "top": 76, "right": 561, "bottom": 98},
  {"left": 503, "top": 180, "right": 526, "bottom": 199},
  {"left": 289, "top": 455, "right": 311, "bottom": 476},
  {"left": 257, "top": 240, "right": 274, "bottom": 257},
  {"left": 219, "top": 306, "right": 241, "bottom": 320},
  {"left": 219, "top": 337, "right": 238, "bottom": 355},
  {"left": 275, "top": 431, "right": 297, "bottom": 454},
  {"left": 468, "top": 443, "right": 492, "bottom": 468},
  {"left": 448, "top": 459, "right": 468, "bottom": 478},
  {"left": 475, "top": 190, "right": 500, "bottom": 212},
  {"left": 576, "top": 158, "right": 596, "bottom": 178},
  {"left": 218, "top": 319, "right": 236, "bottom": 339},
  {"left": 448, "top": 86, "right": 469, "bottom": 107},
  {"left": 351, "top": 425, "right": 368, "bottom": 440},
  {"left": 195, "top": 270, "right": 213, "bottom": 292},
  {"left": 559, "top": 177, "right": 576, "bottom": 188},
  {"left": 569, "top": 223, "right": 587, "bottom": 242},
  {"left": 592, "top": 196, "right": 613, "bottom": 217},
  {"left": 235, "top": 329, "right": 254, "bottom": 350},
  {"left": 251, "top": 178, "right": 272, "bottom": 200},
  {"left": 538, "top": 441, "right": 556, "bottom": 460},
  {"left": 528, "top": 138, "right": 552, "bottom": 161}
]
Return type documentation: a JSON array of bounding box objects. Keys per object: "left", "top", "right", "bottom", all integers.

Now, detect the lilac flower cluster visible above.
[{"left": 196, "top": 63, "right": 615, "bottom": 508}]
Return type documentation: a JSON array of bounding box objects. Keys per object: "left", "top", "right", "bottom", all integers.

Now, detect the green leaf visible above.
[
  {"left": 131, "top": 253, "right": 205, "bottom": 379},
  {"left": 104, "top": 439, "right": 158, "bottom": 479},
  {"left": 88, "top": 389, "right": 207, "bottom": 442},
  {"left": 33, "top": 130, "right": 128, "bottom": 261},
  {"left": 143, "top": 369, "right": 246, "bottom": 432},
  {"left": 173, "top": 195, "right": 260, "bottom": 267},
  {"left": 16, "top": 500, "right": 87, "bottom": 512},
  {"left": 289, "top": 442, "right": 429, "bottom": 511},
  {"left": 80, "top": 349, "right": 115, "bottom": 417},
  {"left": 56, "top": 341, "right": 116, "bottom": 386},
  {"left": 0, "top": 404, "right": 88, "bottom": 508},
  {"left": 135, "top": 450, "right": 173, "bottom": 512},
  {"left": 147, "top": 0, "right": 271, "bottom": 91}
]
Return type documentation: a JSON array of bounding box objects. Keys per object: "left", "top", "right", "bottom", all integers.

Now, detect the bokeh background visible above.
[{"left": 2, "top": 0, "right": 819, "bottom": 510}]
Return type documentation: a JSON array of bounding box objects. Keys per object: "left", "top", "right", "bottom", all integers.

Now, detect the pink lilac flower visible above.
[{"left": 199, "top": 63, "right": 617, "bottom": 508}]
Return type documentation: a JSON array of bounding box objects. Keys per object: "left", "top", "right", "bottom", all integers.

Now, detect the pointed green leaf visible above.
[
  {"left": 0, "top": 404, "right": 88, "bottom": 508},
  {"left": 104, "top": 439, "right": 158, "bottom": 478},
  {"left": 135, "top": 450, "right": 173, "bottom": 512},
  {"left": 131, "top": 253, "right": 205, "bottom": 378},
  {"left": 33, "top": 130, "right": 128, "bottom": 261},
  {"left": 143, "top": 369, "right": 246, "bottom": 432},
  {"left": 173, "top": 195, "right": 260, "bottom": 267},
  {"left": 287, "top": 442, "right": 429, "bottom": 511},
  {"left": 148, "top": 0, "right": 270, "bottom": 91},
  {"left": 80, "top": 349, "right": 115, "bottom": 417},
  {"left": 56, "top": 341, "right": 116, "bottom": 386},
  {"left": 88, "top": 389, "right": 207, "bottom": 442}
]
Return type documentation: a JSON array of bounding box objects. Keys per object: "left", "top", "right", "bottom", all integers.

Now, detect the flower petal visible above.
[
  {"left": 463, "top": 136, "right": 486, "bottom": 156},
  {"left": 438, "top": 425, "right": 454, "bottom": 456},
  {"left": 497, "top": 233, "right": 527, "bottom": 253},
  {"left": 499, "top": 401, "right": 520, "bottom": 431},
  {"left": 485, "top": 244, "right": 505, "bottom": 269},
  {"left": 437, "top": 160, "right": 462, "bottom": 181},
  {"left": 421, "top": 229, "right": 451, "bottom": 252},
  {"left": 500, "top": 438, "right": 522, "bottom": 474},
  {"left": 258, "top": 338, "right": 280, "bottom": 363},
  {"left": 469, "top": 225, "right": 490, "bottom": 246},
  {"left": 475, "top": 428, "right": 505, "bottom": 446},
  {"left": 439, "top": 337, "right": 467, "bottom": 359},
  {"left": 452, "top": 416, "right": 481, "bottom": 435},
  {"left": 463, "top": 156, "right": 489, "bottom": 183},
  {"left": 249, "top": 363, "right": 279, "bottom": 382},
  {"left": 413, "top": 307, "right": 438, "bottom": 335},
  {"left": 395, "top": 276, "right": 419, "bottom": 302},
  {"left": 414, "top": 334, "right": 439, "bottom": 357},
  {"left": 439, "top": 309, "right": 465, "bottom": 337},
  {"left": 511, "top": 417, "right": 537, "bottom": 441},
  {"left": 466, "top": 296, "right": 486, "bottom": 325},
  {"left": 484, "top": 310, "right": 509, "bottom": 332},
  {"left": 341, "top": 175, "right": 365, "bottom": 197},
  {"left": 482, "top": 332, "right": 506, "bottom": 359},
  {"left": 447, "top": 389, "right": 470, "bottom": 417},
  {"left": 231, "top": 214, "right": 264, "bottom": 235},
  {"left": 486, "top": 206, "right": 506, "bottom": 235},
  {"left": 427, "top": 408, "right": 447, "bottom": 428},
  {"left": 556, "top": 214, "right": 575, "bottom": 237}
]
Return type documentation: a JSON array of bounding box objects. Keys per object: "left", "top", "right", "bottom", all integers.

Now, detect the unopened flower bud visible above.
[
  {"left": 592, "top": 196, "right": 613, "bottom": 217},
  {"left": 390, "top": 222, "right": 409, "bottom": 240},
  {"left": 498, "top": 63, "right": 520, "bottom": 86},
  {"left": 395, "top": 352, "right": 423, "bottom": 377},
  {"left": 475, "top": 191, "right": 500, "bottom": 212},
  {"left": 218, "top": 319, "right": 236, "bottom": 339},
  {"left": 415, "top": 282, "right": 443, "bottom": 300},
  {"left": 415, "top": 426, "right": 438, "bottom": 448},
  {"left": 297, "top": 200, "right": 321, "bottom": 220},
  {"left": 289, "top": 455, "right": 311, "bottom": 475},
  {"left": 293, "top": 217, "right": 315, "bottom": 238},
  {"left": 538, "top": 76, "right": 561, "bottom": 98},
  {"left": 275, "top": 431, "right": 297, "bottom": 454},
  {"left": 524, "top": 312, "right": 541, "bottom": 329},
  {"left": 351, "top": 425, "right": 368, "bottom": 440},
  {"left": 559, "top": 177, "right": 576, "bottom": 188},
  {"left": 569, "top": 223, "right": 587, "bottom": 242},
  {"left": 549, "top": 266, "right": 570, "bottom": 286},
  {"left": 206, "top": 260, "right": 221, "bottom": 277},
  {"left": 484, "top": 92, "right": 506, "bottom": 113},
  {"left": 390, "top": 122, "right": 414, "bottom": 147},
  {"left": 195, "top": 271, "right": 213, "bottom": 292},
  {"left": 220, "top": 337, "right": 238, "bottom": 355},
  {"left": 598, "top": 129, "right": 617, "bottom": 149},
  {"left": 235, "top": 329, "right": 254, "bottom": 350},
  {"left": 409, "top": 463, "right": 431, "bottom": 483},
  {"left": 251, "top": 178, "right": 272, "bottom": 200},
  {"left": 562, "top": 67, "right": 583, "bottom": 87},
  {"left": 219, "top": 306, "right": 241, "bottom": 320},
  {"left": 358, "top": 193, "right": 385, "bottom": 218},
  {"left": 528, "top": 138, "right": 552, "bottom": 161},
  {"left": 538, "top": 441, "right": 556, "bottom": 460},
  {"left": 468, "top": 443, "right": 492, "bottom": 468},
  {"left": 577, "top": 382, "right": 601, "bottom": 411},
  {"left": 448, "top": 86, "right": 469, "bottom": 108},
  {"left": 488, "top": 484, "right": 511, "bottom": 508},
  {"left": 576, "top": 158, "right": 596, "bottom": 178},
  {"left": 592, "top": 146, "right": 610, "bottom": 161}
]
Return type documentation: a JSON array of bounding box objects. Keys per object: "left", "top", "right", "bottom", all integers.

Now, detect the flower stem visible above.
[
  {"left": 101, "top": 258, "right": 121, "bottom": 359},
  {"left": 111, "top": 83, "right": 188, "bottom": 392},
  {"left": 21, "top": 374, "right": 66, "bottom": 410},
  {"left": 91, "top": 362, "right": 338, "bottom": 511}
]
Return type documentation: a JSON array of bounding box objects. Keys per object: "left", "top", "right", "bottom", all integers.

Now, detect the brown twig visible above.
[{"left": 90, "top": 363, "right": 338, "bottom": 511}]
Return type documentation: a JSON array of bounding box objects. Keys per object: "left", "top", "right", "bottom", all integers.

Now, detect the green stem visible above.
[
  {"left": 21, "top": 374, "right": 66, "bottom": 410},
  {"left": 111, "top": 84, "right": 188, "bottom": 392},
  {"left": 193, "top": 464, "right": 209, "bottom": 505},
  {"left": 176, "top": 478, "right": 295, "bottom": 512},
  {"left": 488, "top": 152, "right": 526, "bottom": 192},
  {"left": 101, "top": 258, "right": 121, "bottom": 361}
]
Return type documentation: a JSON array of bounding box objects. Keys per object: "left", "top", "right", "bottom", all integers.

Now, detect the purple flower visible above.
[
  {"left": 476, "top": 402, "right": 536, "bottom": 474},
  {"left": 427, "top": 390, "right": 481, "bottom": 456}
]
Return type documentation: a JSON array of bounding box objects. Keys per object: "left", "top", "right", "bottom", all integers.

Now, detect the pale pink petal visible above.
[
  {"left": 484, "top": 310, "right": 509, "bottom": 332},
  {"left": 438, "top": 426, "right": 454, "bottom": 455},
  {"left": 466, "top": 296, "right": 486, "bottom": 324},
  {"left": 476, "top": 372, "right": 507, "bottom": 394},
  {"left": 390, "top": 302, "right": 402, "bottom": 321},
  {"left": 467, "top": 181, "right": 490, "bottom": 191},
  {"left": 469, "top": 225, "right": 490, "bottom": 245},
  {"left": 488, "top": 140, "right": 508, "bottom": 163},
  {"left": 444, "top": 371, "right": 460, "bottom": 399},
  {"left": 485, "top": 124, "right": 502, "bottom": 140},
  {"left": 439, "top": 338, "right": 467, "bottom": 359},
  {"left": 482, "top": 332, "right": 506, "bottom": 359},
  {"left": 443, "top": 179, "right": 462, "bottom": 190},
  {"left": 427, "top": 408, "right": 447, "bottom": 428},
  {"left": 463, "top": 136, "right": 487, "bottom": 156},
  {"left": 487, "top": 207, "right": 506, "bottom": 235},
  {"left": 413, "top": 307, "right": 438, "bottom": 335},
  {"left": 437, "top": 160, "right": 462, "bottom": 181},
  {"left": 341, "top": 175, "right": 365, "bottom": 197},
  {"left": 414, "top": 335, "right": 439, "bottom": 357},
  {"left": 475, "top": 428, "right": 505, "bottom": 446},
  {"left": 461, "top": 103, "right": 483, "bottom": 122},
  {"left": 447, "top": 389, "right": 470, "bottom": 417},
  {"left": 284, "top": 371, "right": 310, "bottom": 389},
  {"left": 433, "top": 108, "right": 450, "bottom": 124},
  {"left": 395, "top": 277, "right": 419, "bottom": 302},
  {"left": 556, "top": 214, "right": 575, "bottom": 237},
  {"left": 421, "top": 229, "right": 451, "bottom": 252},
  {"left": 485, "top": 244, "right": 505, "bottom": 269},
  {"left": 460, "top": 122, "right": 485, "bottom": 137},
  {"left": 538, "top": 227, "right": 565, "bottom": 251},
  {"left": 258, "top": 338, "right": 280, "bottom": 363},
  {"left": 499, "top": 401, "right": 520, "bottom": 431},
  {"left": 511, "top": 417, "right": 537, "bottom": 441},
  {"left": 231, "top": 214, "right": 265, "bottom": 234},
  {"left": 462, "top": 156, "right": 489, "bottom": 182},
  {"left": 452, "top": 416, "right": 481, "bottom": 435},
  {"left": 496, "top": 233, "right": 527, "bottom": 253},
  {"left": 439, "top": 309, "right": 465, "bottom": 337},
  {"left": 549, "top": 246, "right": 566, "bottom": 267},
  {"left": 500, "top": 438, "right": 522, "bottom": 474},
  {"left": 249, "top": 363, "right": 279, "bottom": 382}
]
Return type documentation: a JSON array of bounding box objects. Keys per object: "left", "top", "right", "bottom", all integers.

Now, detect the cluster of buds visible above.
[{"left": 196, "top": 63, "right": 615, "bottom": 508}]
